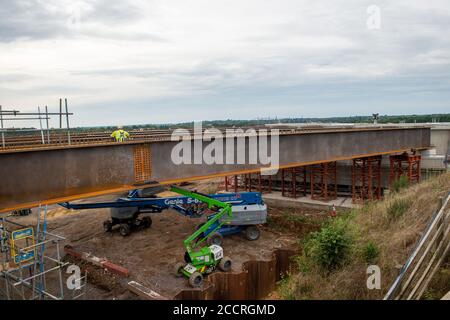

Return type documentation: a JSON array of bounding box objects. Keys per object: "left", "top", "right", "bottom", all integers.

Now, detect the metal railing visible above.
[
  {"left": 384, "top": 192, "right": 450, "bottom": 300},
  {"left": 0, "top": 99, "right": 73, "bottom": 148}
]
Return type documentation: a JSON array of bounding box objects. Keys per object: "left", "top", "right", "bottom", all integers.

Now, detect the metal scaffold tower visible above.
[
  {"left": 0, "top": 205, "right": 86, "bottom": 300},
  {"left": 352, "top": 155, "right": 382, "bottom": 204},
  {"left": 223, "top": 173, "right": 272, "bottom": 193},
  {"left": 281, "top": 166, "right": 307, "bottom": 198},
  {"left": 310, "top": 162, "right": 338, "bottom": 201},
  {"left": 389, "top": 152, "right": 422, "bottom": 187}
]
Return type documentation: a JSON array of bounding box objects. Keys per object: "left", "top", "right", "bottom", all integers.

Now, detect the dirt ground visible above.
[{"left": 7, "top": 182, "right": 327, "bottom": 300}]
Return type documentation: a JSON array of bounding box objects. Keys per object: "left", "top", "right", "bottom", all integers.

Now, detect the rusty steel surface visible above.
[
  {"left": 0, "top": 127, "right": 431, "bottom": 212},
  {"left": 133, "top": 144, "right": 152, "bottom": 183},
  {"left": 0, "top": 125, "right": 429, "bottom": 152}
]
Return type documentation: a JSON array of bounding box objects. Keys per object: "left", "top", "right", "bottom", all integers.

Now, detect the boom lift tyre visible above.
[
  {"left": 103, "top": 220, "right": 113, "bottom": 232},
  {"left": 174, "top": 262, "right": 185, "bottom": 277},
  {"left": 60, "top": 188, "right": 267, "bottom": 238},
  {"left": 245, "top": 225, "right": 260, "bottom": 241},
  {"left": 206, "top": 232, "right": 223, "bottom": 246},
  {"left": 142, "top": 216, "right": 152, "bottom": 228},
  {"left": 218, "top": 256, "right": 232, "bottom": 272},
  {"left": 189, "top": 272, "right": 204, "bottom": 287},
  {"left": 119, "top": 224, "right": 131, "bottom": 237}
]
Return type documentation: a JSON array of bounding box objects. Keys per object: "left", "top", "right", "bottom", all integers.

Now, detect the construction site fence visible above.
[{"left": 384, "top": 192, "right": 450, "bottom": 300}]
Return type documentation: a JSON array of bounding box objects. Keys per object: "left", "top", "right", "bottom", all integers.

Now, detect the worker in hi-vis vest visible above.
[{"left": 111, "top": 126, "right": 130, "bottom": 142}]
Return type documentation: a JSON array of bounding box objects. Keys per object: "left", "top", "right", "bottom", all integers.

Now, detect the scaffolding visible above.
[
  {"left": 0, "top": 205, "right": 86, "bottom": 300},
  {"left": 223, "top": 173, "right": 272, "bottom": 193},
  {"left": 223, "top": 175, "right": 241, "bottom": 192},
  {"left": 70, "top": 270, "right": 88, "bottom": 300},
  {"left": 0, "top": 98, "right": 73, "bottom": 149},
  {"left": 352, "top": 156, "right": 382, "bottom": 204},
  {"left": 281, "top": 166, "right": 307, "bottom": 198},
  {"left": 310, "top": 162, "right": 337, "bottom": 201},
  {"left": 389, "top": 152, "right": 421, "bottom": 187}
]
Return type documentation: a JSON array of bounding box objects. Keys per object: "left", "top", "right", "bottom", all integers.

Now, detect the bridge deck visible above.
[{"left": 0, "top": 126, "right": 431, "bottom": 212}]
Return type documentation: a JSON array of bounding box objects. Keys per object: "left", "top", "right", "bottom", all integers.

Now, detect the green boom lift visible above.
[{"left": 171, "top": 186, "right": 233, "bottom": 287}]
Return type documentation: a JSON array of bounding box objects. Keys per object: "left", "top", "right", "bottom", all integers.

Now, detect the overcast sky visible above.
[{"left": 1, "top": 0, "right": 449, "bottom": 127}]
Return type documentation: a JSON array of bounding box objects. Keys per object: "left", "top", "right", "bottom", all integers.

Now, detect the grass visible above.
[
  {"left": 285, "top": 213, "right": 310, "bottom": 224},
  {"left": 276, "top": 172, "right": 450, "bottom": 300},
  {"left": 387, "top": 199, "right": 410, "bottom": 220},
  {"left": 266, "top": 208, "right": 326, "bottom": 235},
  {"left": 276, "top": 274, "right": 296, "bottom": 300},
  {"left": 362, "top": 241, "right": 379, "bottom": 264},
  {"left": 391, "top": 174, "right": 409, "bottom": 193},
  {"left": 422, "top": 258, "right": 450, "bottom": 300}
]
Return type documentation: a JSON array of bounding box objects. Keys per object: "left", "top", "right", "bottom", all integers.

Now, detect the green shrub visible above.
[
  {"left": 295, "top": 252, "right": 312, "bottom": 274},
  {"left": 362, "top": 241, "right": 379, "bottom": 263},
  {"left": 392, "top": 175, "right": 409, "bottom": 193},
  {"left": 277, "top": 274, "right": 295, "bottom": 300},
  {"left": 387, "top": 199, "right": 410, "bottom": 220},
  {"left": 303, "top": 218, "right": 353, "bottom": 271}
]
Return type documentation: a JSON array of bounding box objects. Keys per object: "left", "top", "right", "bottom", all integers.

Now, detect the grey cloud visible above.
[
  {"left": 0, "top": 73, "right": 34, "bottom": 83},
  {"left": 82, "top": 29, "right": 167, "bottom": 42},
  {"left": 2, "top": 0, "right": 450, "bottom": 125},
  {"left": 83, "top": 0, "right": 144, "bottom": 25},
  {"left": 0, "top": 0, "right": 150, "bottom": 42},
  {"left": 71, "top": 67, "right": 165, "bottom": 78},
  {"left": 0, "top": 1, "right": 67, "bottom": 42},
  {"left": 71, "top": 60, "right": 262, "bottom": 87}
]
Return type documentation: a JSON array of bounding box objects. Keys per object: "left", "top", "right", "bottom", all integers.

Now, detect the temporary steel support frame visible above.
[
  {"left": 408, "top": 155, "right": 421, "bottom": 184},
  {"left": 259, "top": 174, "right": 273, "bottom": 193},
  {"left": 389, "top": 153, "right": 422, "bottom": 187},
  {"left": 310, "top": 162, "right": 337, "bottom": 201},
  {"left": 223, "top": 175, "right": 242, "bottom": 193},
  {"left": 243, "top": 174, "right": 253, "bottom": 191},
  {"left": 351, "top": 155, "right": 382, "bottom": 204},
  {"left": 223, "top": 173, "right": 272, "bottom": 193},
  {"left": 0, "top": 206, "right": 70, "bottom": 300},
  {"left": 281, "top": 166, "right": 307, "bottom": 198},
  {"left": 223, "top": 175, "right": 234, "bottom": 192}
]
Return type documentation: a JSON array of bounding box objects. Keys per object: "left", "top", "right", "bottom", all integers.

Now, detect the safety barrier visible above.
[{"left": 384, "top": 192, "right": 450, "bottom": 300}]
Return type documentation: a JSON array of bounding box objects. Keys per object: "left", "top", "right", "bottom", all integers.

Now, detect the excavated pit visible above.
[{"left": 174, "top": 248, "right": 296, "bottom": 300}]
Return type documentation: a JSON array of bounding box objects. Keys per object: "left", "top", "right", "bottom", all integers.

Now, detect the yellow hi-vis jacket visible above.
[{"left": 111, "top": 129, "right": 130, "bottom": 142}]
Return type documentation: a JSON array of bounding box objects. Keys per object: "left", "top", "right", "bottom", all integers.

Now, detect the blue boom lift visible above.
[{"left": 59, "top": 187, "right": 267, "bottom": 244}]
